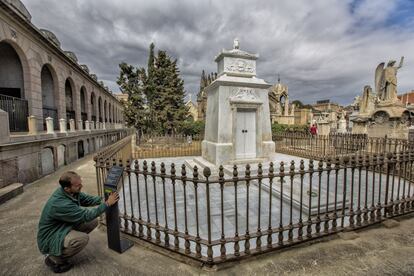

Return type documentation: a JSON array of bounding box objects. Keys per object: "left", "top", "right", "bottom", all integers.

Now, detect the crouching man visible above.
[{"left": 37, "top": 171, "right": 119, "bottom": 273}]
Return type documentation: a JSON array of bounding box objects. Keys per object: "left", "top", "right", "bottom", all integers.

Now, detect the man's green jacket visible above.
[{"left": 37, "top": 187, "right": 107, "bottom": 256}]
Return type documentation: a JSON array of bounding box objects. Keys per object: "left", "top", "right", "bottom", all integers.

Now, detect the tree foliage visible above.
[
  {"left": 117, "top": 43, "right": 188, "bottom": 135},
  {"left": 117, "top": 63, "right": 148, "bottom": 134}
]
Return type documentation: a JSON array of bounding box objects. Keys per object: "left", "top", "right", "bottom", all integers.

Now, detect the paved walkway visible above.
[{"left": 1, "top": 155, "right": 414, "bottom": 275}]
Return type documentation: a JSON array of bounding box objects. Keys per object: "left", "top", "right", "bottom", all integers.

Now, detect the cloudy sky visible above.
[{"left": 22, "top": 0, "right": 414, "bottom": 105}]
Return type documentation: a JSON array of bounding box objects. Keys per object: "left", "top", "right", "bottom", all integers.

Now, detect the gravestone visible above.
[{"left": 200, "top": 39, "right": 275, "bottom": 166}]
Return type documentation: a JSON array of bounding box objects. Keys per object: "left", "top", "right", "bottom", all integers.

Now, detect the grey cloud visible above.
[{"left": 23, "top": 0, "right": 414, "bottom": 104}]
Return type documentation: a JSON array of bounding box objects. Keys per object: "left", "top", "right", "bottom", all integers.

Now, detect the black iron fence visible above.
[
  {"left": 95, "top": 151, "right": 414, "bottom": 267},
  {"left": 134, "top": 134, "right": 202, "bottom": 158},
  {"left": 0, "top": 94, "right": 28, "bottom": 132},
  {"left": 274, "top": 133, "right": 413, "bottom": 160}
]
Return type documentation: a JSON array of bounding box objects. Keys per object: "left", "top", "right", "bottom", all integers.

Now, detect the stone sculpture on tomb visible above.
[
  {"left": 358, "top": 85, "right": 376, "bottom": 115},
  {"left": 352, "top": 57, "right": 410, "bottom": 139},
  {"left": 268, "top": 76, "right": 295, "bottom": 125},
  {"left": 375, "top": 57, "right": 404, "bottom": 104}
]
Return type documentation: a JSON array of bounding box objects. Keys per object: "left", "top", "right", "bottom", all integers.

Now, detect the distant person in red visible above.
[{"left": 310, "top": 124, "right": 317, "bottom": 136}]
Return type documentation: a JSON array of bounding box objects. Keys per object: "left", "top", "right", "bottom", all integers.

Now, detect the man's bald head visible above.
[{"left": 59, "top": 171, "right": 80, "bottom": 189}]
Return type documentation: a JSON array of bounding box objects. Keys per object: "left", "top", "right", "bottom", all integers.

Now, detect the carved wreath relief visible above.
[
  {"left": 225, "top": 59, "right": 254, "bottom": 73},
  {"left": 230, "top": 88, "right": 258, "bottom": 102},
  {"left": 373, "top": 111, "right": 389, "bottom": 124}
]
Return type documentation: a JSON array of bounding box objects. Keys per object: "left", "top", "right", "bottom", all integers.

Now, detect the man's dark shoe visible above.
[{"left": 45, "top": 256, "right": 73, "bottom": 273}]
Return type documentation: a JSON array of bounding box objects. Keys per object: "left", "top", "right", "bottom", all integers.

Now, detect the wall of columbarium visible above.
[{"left": 0, "top": 7, "right": 124, "bottom": 133}]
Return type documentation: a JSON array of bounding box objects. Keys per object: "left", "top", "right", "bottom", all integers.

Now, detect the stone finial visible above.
[{"left": 233, "top": 38, "right": 239, "bottom": 49}]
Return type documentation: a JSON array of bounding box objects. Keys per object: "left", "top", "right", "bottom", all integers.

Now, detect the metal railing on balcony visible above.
[
  {"left": 274, "top": 133, "right": 413, "bottom": 160},
  {"left": 0, "top": 94, "right": 28, "bottom": 132},
  {"left": 95, "top": 150, "right": 414, "bottom": 267}
]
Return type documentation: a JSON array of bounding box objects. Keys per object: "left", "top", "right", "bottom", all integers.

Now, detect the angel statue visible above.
[{"left": 375, "top": 56, "right": 404, "bottom": 102}]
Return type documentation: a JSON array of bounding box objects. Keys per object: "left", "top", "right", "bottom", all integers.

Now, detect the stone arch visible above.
[
  {"left": 0, "top": 40, "right": 29, "bottom": 99},
  {"left": 85, "top": 138, "right": 90, "bottom": 155},
  {"left": 80, "top": 86, "right": 87, "bottom": 129},
  {"left": 40, "top": 147, "right": 55, "bottom": 175},
  {"left": 57, "top": 144, "right": 67, "bottom": 167},
  {"left": 41, "top": 64, "right": 59, "bottom": 130},
  {"left": 90, "top": 137, "right": 95, "bottom": 152},
  {"left": 65, "top": 78, "right": 76, "bottom": 129},
  {"left": 77, "top": 139, "right": 85, "bottom": 159},
  {"left": 0, "top": 40, "right": 31, "bottom": 132}
]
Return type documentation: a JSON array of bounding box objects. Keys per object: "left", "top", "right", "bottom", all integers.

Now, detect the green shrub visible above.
[
  {"left": 179, "top": 120, "right": 205, "bottom": 136},
  {"left": 271, "top": 123, "right": 308, "bottom": 135}
]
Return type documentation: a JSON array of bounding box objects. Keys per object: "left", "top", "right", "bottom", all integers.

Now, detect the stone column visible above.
[
  {"left": 74, "top": 84, "right": 81, "bottom": 130},
  {"left": 85, "top": 120, "right": 90, "bottom": 131},
  {"left": 46, "top": 117, "right": 54, "bottom": 134},
  {"left": 69, "top": 119, "right": 75, "bottom": 132},
  {"left": 91, "top": 121, "right": 95, "bottom": 130},
  {"left": 284, "top": 98, "right": 289, "bottom": 116},
  {"left": 86, "top": 90, "right": 92, "bottom": 122},
  {"left": 27, "top": 63, "right": 43, "bottom": 131},
  {"left": 59, "top": 118, "right": 67, "bottom": 133},
  {"left": 102, "top": 122, "right": 106, "bottom": 130},
  {"left": 28, "top": 115, "right": 38, "bottom": 135},
  {"left": 96, "top": 94, "right": 100, "bottom": 125},
  {"left": 58, "top": 78, "right": 66, "bottom": 125}
]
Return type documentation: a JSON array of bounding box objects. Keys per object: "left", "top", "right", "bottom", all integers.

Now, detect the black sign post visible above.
[{"left": 104, "top": 165, "right": 133, "bottom": 253}]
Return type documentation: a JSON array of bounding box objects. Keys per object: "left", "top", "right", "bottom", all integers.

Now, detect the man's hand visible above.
[{"left": 106, "top": 192, "right": 120, "bottom": 206}]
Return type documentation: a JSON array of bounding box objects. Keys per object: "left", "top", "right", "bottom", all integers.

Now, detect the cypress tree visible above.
[{"left": 152, "top": 50, "right": 188, "bottom": 134}]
